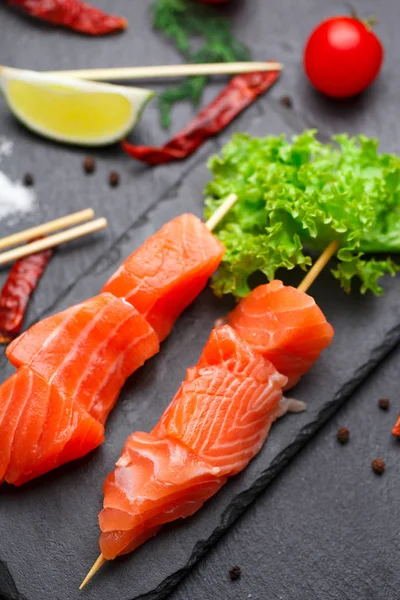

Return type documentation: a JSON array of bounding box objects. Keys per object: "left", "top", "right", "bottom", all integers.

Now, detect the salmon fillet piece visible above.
[
  {"left": 153, "top": 326, "right": 287, "bottom": 475},
  {"left": 0, "top": 367, "right": 104, "bottom": 486},
  {"left": 99, "top": 433, "right": 226, "bottom": 559},
  {"left": 102, "top": 214, "right": 225, "bottom": 341},
  {"left": 227, "top": 280, "right": 334, "bottom": 389},
  {"left": 7, "top": 293, "right": 160, "bottom": 424},
  {"left": 99, "top": 326, "right": 288, "bottom": 559}
]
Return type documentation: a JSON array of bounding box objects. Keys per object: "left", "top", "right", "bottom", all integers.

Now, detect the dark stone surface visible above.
[{"left": 1, "top": 1, "right": 400, "bottom": 600}]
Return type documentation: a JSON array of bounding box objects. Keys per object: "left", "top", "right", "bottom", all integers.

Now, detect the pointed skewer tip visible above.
[{"left": 79, "top": 554, "right": 106, "bottom": 590}]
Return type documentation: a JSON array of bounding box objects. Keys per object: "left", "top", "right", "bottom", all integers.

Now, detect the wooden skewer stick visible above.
[
  {"left": 42, "top": 61, "right": 283, "bottom": 82},
  {"left": 0, "top": 209, "right": 95, "bottom": 252},
  {"left": 205, "top": 193, "right": 237, "bottom": 232},
  {"left": 0, "top": 218, "right": 107, "bottom": 267},
  {"left": 79, "top": 193, "right": 238, "bottom": 591},
  {"left": 297, "top": 241, "right": 339, "bottom": 294},
  {"left": 79, "top": 555, "right": 106, "bottom": 590}
]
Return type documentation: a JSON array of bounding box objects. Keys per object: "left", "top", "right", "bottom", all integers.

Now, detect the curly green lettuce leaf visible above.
[
  {"left": 332, "top": 253, "right": 398, "bottom": 296},
  {"left": 204, "top": 131, "right": 400, "bottom": 297}
]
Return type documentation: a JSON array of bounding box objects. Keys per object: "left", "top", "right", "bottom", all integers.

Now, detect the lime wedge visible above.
[{"left": 0, "top": 68, "right": 154, "bottom": 146}]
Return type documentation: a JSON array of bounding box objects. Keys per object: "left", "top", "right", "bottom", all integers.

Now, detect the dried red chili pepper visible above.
[
  {"left": 0, "top": 249, "right": 53, "bottom": 344},
  {"left": 7, "top": 0, "right": 127, "bottom": 35},
  {"left": 122, "top": 69, "right": 280, "bottom": 165}
]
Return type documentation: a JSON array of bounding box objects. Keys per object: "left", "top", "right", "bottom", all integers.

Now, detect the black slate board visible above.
[
  {"left": 1, "top": 105, "right": 400, "bottom": 600},
  {"left": 2, "top": 0, "right": 400, "bottom": 599}
]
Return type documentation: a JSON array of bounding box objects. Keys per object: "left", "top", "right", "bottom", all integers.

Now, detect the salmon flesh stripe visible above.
[
  {"left": 227, "top": 280, "right": 334, "bottom": 389},
  {"left": 7, "top": 293, "right": 160, "bottom": 424},
  {"left": 99, "top": 325, "right": 295, "bottom": 560},
  {"left": 102, "top": 214, "right": 225, "bottom": 341}
]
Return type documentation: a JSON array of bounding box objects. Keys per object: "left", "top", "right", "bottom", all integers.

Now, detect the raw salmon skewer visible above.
[
  {"left": 81, "top": 326, "right": 304, "bottom": 587},
  {"left": 80, "top": 248, "right": 336, "bottom": 588},
  {"left": 0, "top": 194, "right": 238, "bottom": 486}
]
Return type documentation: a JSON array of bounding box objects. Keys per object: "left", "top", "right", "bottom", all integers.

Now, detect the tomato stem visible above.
[
  {"left": 348, "top": 4, "right": 358, "bottom": 20},
  {"left": 363, "top": 15, "right": 378, "bottom": 29},
  {"left": 347, "top": 4, "right": 377, "bottom": 29}
]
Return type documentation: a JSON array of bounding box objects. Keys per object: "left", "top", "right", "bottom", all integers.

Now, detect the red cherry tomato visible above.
[{"left": 304, "top": 16, "right": 384, "bottom": 97}]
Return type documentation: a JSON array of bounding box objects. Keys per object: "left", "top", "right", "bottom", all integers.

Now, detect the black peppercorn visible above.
[
  {"left": 109, "top": 171, "right": 120, "bottom": 187},
  {"left": 372, "top": 458, "right": 385, "bottom": 475},
  {"left": 280, "top": 95, "right": 293, "bottom": 109},
  {"left": 337, "top": 427, "right": 349, "bottom": 444},
  {"left": 229, "top": 565, "right": 241, "bottom": 581},
  {"left": 83, "top": 156, "right": 96, "bottom": 174},
  {"left": 378, "top": 398, "right": 389, "bottom": 410},
  {"left": 23, "top": 173, "right": 34, "bottom": 187}
]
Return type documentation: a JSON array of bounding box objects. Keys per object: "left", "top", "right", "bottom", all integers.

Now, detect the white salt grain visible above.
[
  {"left": 0, "top": 137, "right": 14, "bottom": 162},
  {"left": 0, "top": 170, "right": 35, "bottom": 222},
  {"left": 0, "top": 135, "right": 34, "bottom": 223}
]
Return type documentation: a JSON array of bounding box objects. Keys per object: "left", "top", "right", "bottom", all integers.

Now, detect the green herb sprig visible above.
[
  {"left": 152, "top": 0, "right": 250, "bottom": 128},
  {"left": 204, "top": 130, "right": 400, "bottom": 297}
]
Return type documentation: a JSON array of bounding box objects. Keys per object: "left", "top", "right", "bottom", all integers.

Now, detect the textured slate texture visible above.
[
  {"left": 1, "top": 1, "right": 400, "bottom": 599},
  {"left": 1, "top": 105, "right": 400, "bottom": 600}
]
